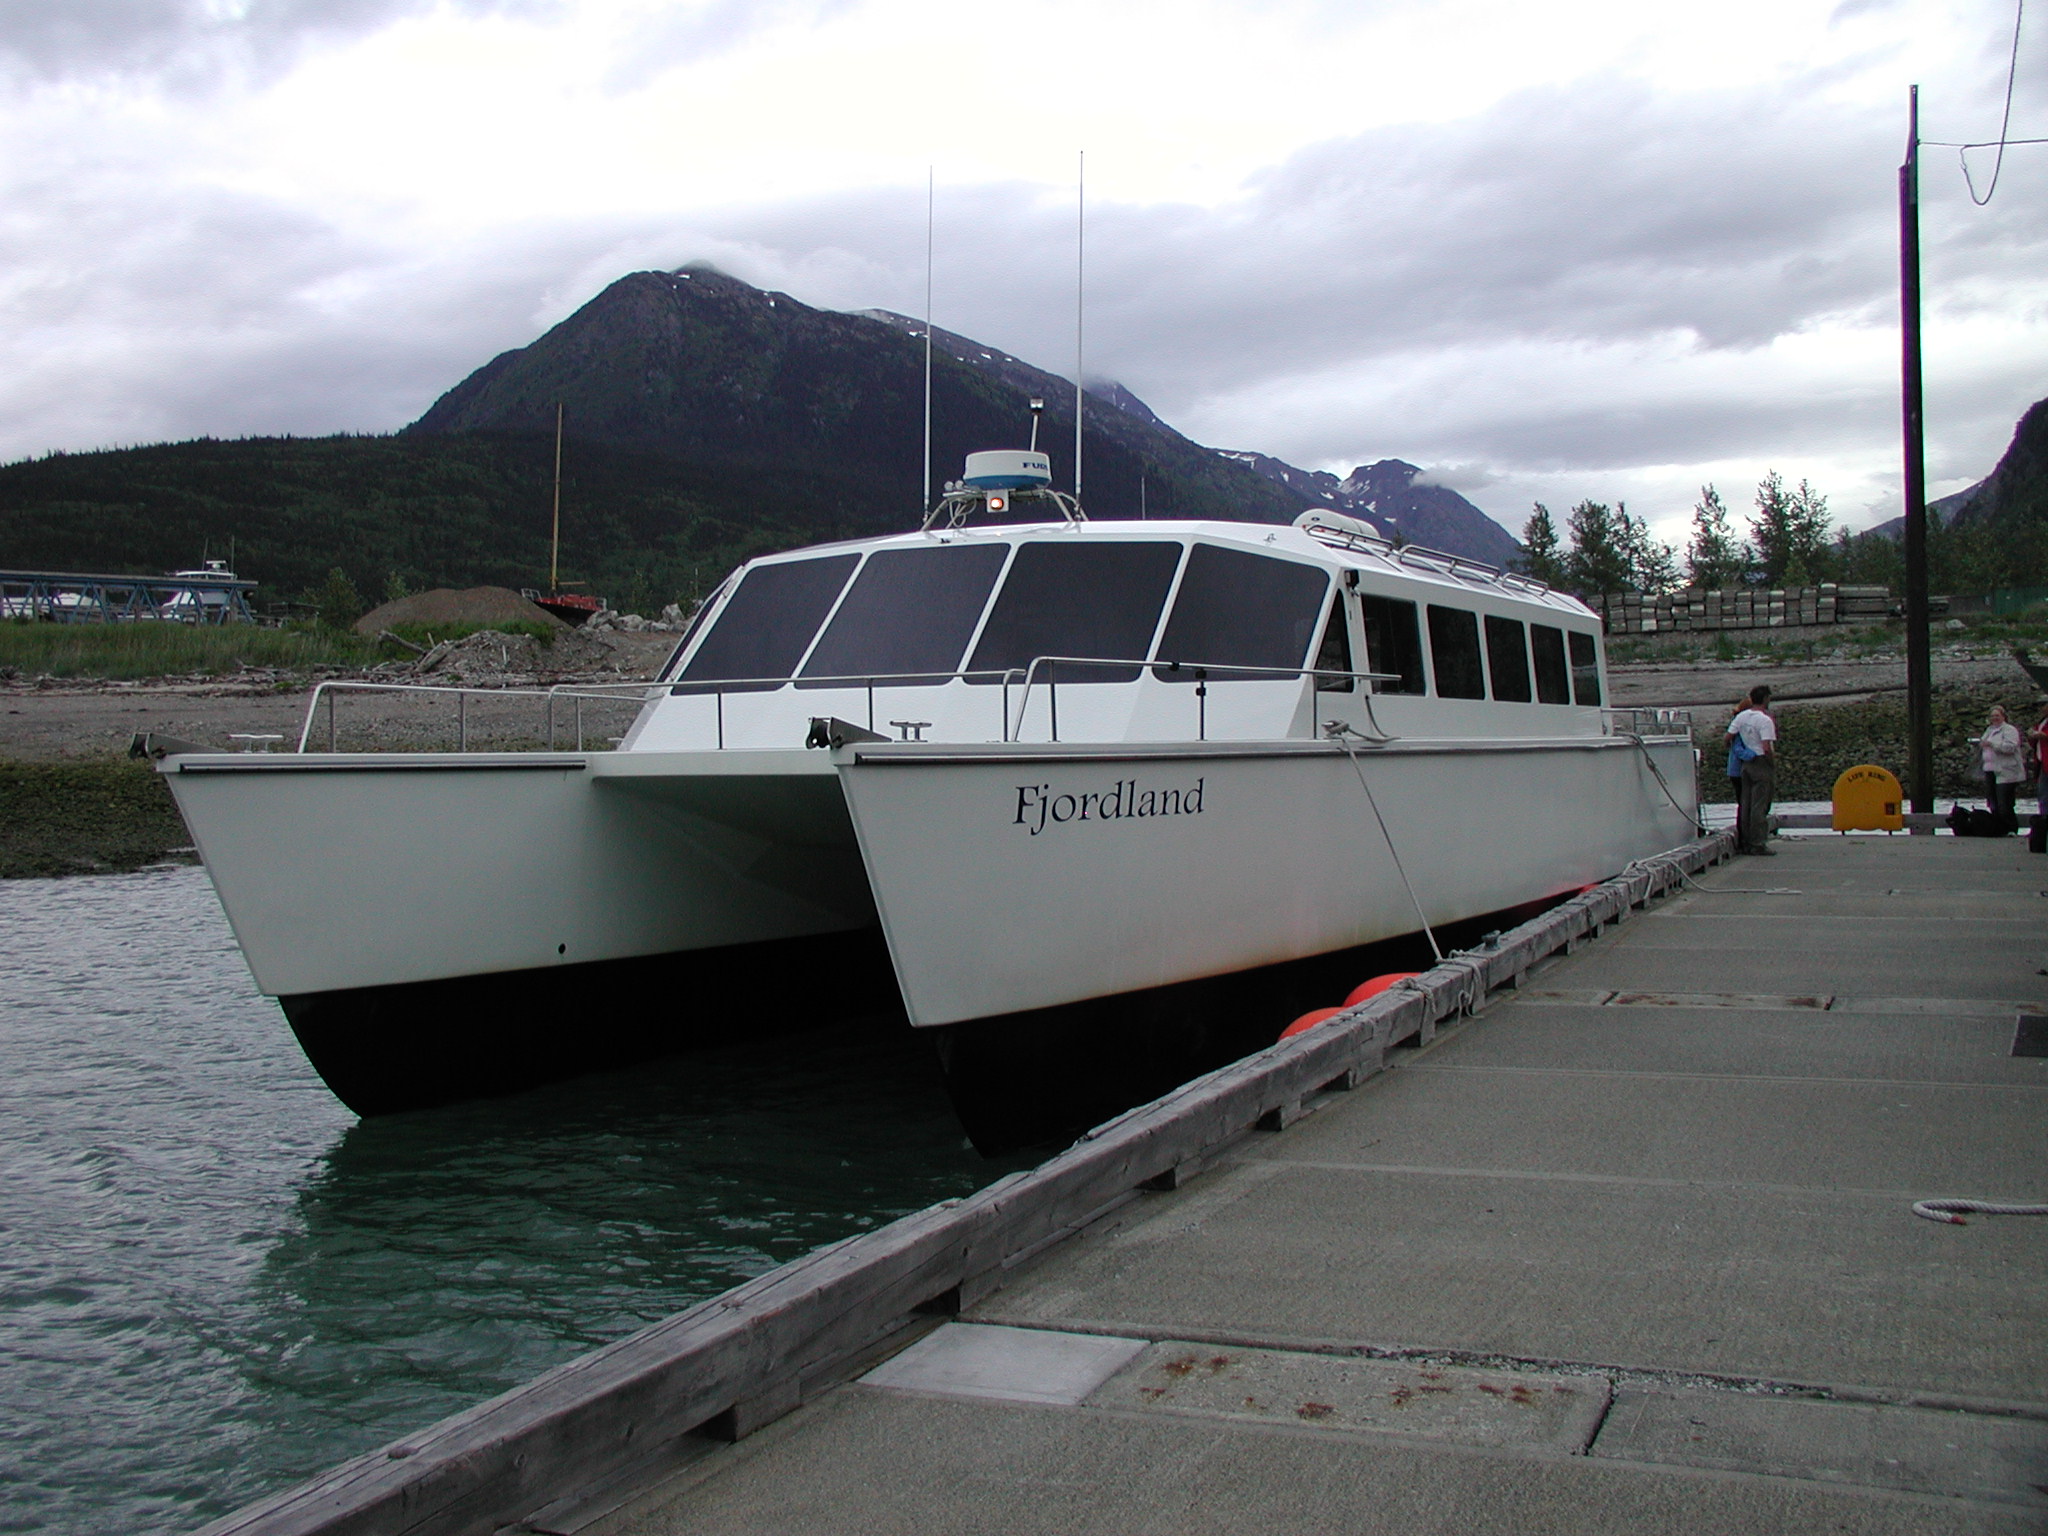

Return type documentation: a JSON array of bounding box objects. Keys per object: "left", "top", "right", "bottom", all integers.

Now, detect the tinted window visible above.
[
  {"left": 1484, "top": 615, "right": 1532, "bottom": 702},
  {"left": 966, "top": 541, "right": 1182, "bottom": 683},
  {"left": 1360, "top": 594, "right": 1426, "bottom": 694},
  {"left": 798, "top": 544, "right": 1007, "bottom": 688},
  {"left": 1530, "top": 623, "right": 1571, "bottom": 704},
  {"left": 1427, "top": 605, "right": 1486, "bottom": 699},
  {"left": 676, "top": 554, "right": 858, "bottom": 692},
  {"left": 657, "top": 576, "right": 730, "bottom": 682},
  {"left": 1152, "top": 545, "right": 1330, "bottom": 681},
  {"left": 1568, "top": 630, "right": 1603, "bottom": 706},
  {"left": 1313, "top": 599, "right": 1354, "bottom": 692}
]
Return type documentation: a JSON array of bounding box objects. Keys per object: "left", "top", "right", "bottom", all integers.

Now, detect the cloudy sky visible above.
[{"left": 0, "top": 0, "right": 2041, "bottom": 544}]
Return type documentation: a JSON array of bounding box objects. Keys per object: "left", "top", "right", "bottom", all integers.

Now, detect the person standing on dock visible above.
[
  {"left": 1727, "top": 685, "right": 1777, "bottom": 855},
  {"left": 1974, "top": 705, "right": 2024, "bottom": 836}
]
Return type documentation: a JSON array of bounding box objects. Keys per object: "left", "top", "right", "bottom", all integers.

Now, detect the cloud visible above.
[
  {"left": 1412, "top": 465, "right": 1504, "bottom": 492},
  {"left": 0, "top": 0, "right": 551, "bottom": 85},
  {"left": 0, "top": 0, "right": 2037, "bottom": 550},
  {"left": 602, "top": 0, "right": 861, "bottom": 90}
]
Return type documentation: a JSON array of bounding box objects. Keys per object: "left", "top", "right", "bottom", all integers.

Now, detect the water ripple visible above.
[{"left": 0, "top": 868, "right": 999, "bottom": 1534}]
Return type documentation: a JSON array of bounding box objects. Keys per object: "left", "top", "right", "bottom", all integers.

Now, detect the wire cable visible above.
[{"left": 1962, "top": 0, "right": 2027, "bottom": 204}]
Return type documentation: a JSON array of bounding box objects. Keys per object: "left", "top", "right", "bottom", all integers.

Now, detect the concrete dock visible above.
[{"left": 584, "top": 835, "right": 2048, "bottom": 1536}]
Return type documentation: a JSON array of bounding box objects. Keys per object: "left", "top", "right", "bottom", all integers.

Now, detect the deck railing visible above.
[
  {"left": 289, "top": 667, "right": 1647, "bottom": 754},
  {"left": 1603, "top": 706, "right": 1694, "bottom": 738},
  {"left": 294, "top": 680, "right": 662, "bottom": 753}
]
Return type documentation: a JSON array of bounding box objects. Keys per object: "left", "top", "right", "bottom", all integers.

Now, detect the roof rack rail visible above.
[{"left": 1288, "top": 513, "right": 1558, "bottom": 601}]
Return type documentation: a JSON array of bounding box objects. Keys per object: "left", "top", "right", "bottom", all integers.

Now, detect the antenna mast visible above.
[
  {"left": 1074, "top": 150, "right": 1085, "bottom": 508},
  {"left": 923, "top": 167, "right": 935, "bottom": 517},
  {"left": 550, "top": 401, "right": 564, "bottom": 593}
]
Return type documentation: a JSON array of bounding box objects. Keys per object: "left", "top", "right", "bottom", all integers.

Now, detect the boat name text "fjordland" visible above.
[{"left": 1013, "top": 778, "right": 1206, "bottom": 837}]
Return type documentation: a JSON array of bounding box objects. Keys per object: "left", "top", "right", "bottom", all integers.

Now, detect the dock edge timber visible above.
[{"left": 193, "top": 827, "right": 1737, "bottom": 1536}]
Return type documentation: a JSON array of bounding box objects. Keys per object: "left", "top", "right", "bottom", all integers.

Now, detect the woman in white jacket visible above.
[{"left": 1975, "top": 705, "right": 2025, "bottom": 833}]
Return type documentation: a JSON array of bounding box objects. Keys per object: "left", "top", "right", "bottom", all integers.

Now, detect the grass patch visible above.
[
  {"left": 0, "top": 760, "right": 195, "bottom": 878},
  {"left": 0, "top": 618, "right": 569, "bottom": 680},
  {"left": 0, "top": 619, "right": 375, "bottom": 680}
]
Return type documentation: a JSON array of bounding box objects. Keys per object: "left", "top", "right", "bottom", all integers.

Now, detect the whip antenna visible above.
[
  {"left": 1074, "top": 150, "right": 1084, "bottom": 508},
  {"left": 922, "top": 166, "right": 934, "bottom": 517}
]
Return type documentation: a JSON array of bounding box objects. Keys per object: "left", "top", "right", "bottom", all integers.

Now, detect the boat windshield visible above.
[
  {"left": 965, "top": 542, "right": 1183, "bottom": 684},
  {"left": 675, "top": 554, "right": 858, "bottom": 692},
  {"left": 798, "top": 543, "right": 1008, "bottom": 687},
  {"left": 1152, "top": 545, "right": 1328, "bottom": 681}
]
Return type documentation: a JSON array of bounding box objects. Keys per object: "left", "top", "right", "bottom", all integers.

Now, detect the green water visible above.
[{"left": 0, "top": 867, "right": 1000, "bottom": 1533}]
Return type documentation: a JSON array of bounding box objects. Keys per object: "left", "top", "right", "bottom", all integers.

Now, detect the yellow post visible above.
[{"left": 1832, "top": 764, "right": 1905, "bottom": 832}]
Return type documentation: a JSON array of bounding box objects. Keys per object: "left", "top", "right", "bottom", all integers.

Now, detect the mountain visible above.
[
  {"left": 1866, "top": 394, "right": 2047, "bottom": 538},
  {"left": 1949, "top": 395, "right": 2048, "bottom": 527},
  {"left": 1217, "top": 452, "right": 1522, "bottom": 566},
  {"left": 0, "top": 266, "right": 1528, "bottom": 611},
  {"left": 412, "top": 266, "right": 1523, "bottom": 560},
  {"left": 0, "top": 433, "right": 832, "bottom": 616},
  {"left": 410, "top": 267, "right": 1307, "bottom": 531}
]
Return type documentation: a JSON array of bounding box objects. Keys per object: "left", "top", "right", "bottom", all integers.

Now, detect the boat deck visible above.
[{"left": 593, "top": 834, "right": 2048, "bottom": 1535}]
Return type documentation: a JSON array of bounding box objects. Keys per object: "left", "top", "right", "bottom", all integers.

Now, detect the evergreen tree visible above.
[
  {"left": 1685, "top": 484, "right": 1747, "bottom": 589},
  {"left": 1518, "top": 502, "right": 1566, "bottom": 585},
  {"left": 1750, "top": 471, "right": 1834, "bottom": 586},
  {"left": 314, "top": 567, "right": 364, "bottom": 630},
  {"left": 1562, "top": 499, "right": 1633, "bottom": 595},
  {"left": 1619, "top": 502, "right": 1680, "bottom": 594}
]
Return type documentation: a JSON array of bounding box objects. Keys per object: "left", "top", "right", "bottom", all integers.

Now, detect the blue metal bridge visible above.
[{"left": 0, "top": 563, "right": 258, "bottom": 624}]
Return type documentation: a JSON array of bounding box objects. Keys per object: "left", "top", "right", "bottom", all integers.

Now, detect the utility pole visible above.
[{"left": 1899, "top": 87, "right": 1933, "bottom": 816}]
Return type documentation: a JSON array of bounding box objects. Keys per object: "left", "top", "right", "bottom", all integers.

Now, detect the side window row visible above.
[{"left": 1357, "top": 594, "right": 1601, "bottom": 706}]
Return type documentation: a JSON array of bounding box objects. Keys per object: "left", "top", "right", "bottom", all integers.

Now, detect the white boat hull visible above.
[
  {"left": 834, "top": 735, "right": 1698, "bottom": 1026},
  {"left": 162, "top": 750, "right": 874, "bottom": 999}
]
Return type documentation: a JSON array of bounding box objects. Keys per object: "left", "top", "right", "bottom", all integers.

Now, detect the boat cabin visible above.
[{"left": 621, "top": 516, "right": 1607, "bottom": 754}]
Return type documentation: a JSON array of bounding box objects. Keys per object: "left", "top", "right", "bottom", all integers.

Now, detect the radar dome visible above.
[{"left": 962, "top": 450, "right": 1053, "bottom": 490}]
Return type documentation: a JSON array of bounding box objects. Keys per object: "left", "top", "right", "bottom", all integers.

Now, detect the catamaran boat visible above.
[{"left": 153, "top": 449, "right": 1697, "bottom": 1147}]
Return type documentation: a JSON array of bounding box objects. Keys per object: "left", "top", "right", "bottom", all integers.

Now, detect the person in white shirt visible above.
[
  {"left": 1726, "top": 685, "right": 1778, "bottom": 855},
  {"left": 1974, "top": 705, "right": 2025, "bottom": 834}
]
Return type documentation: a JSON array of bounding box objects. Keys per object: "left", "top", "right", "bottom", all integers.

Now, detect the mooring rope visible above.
[
  {"left": 1621, "top": 730, "right": 1705, "bottom": 836},
  {"left": 1622, "top": 853, "right": 1800, "bottom": 898},
  {"left": 1911, "top": 1198, "right": 2048, "bottom": 1225},
  {"left": 1324, "top": 722, "right": 1443, "bottom": 963}
]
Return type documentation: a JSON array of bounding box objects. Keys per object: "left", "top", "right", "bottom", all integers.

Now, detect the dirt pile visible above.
[{"left": 354, "top": 587, "right": 566, "bottom": 636}]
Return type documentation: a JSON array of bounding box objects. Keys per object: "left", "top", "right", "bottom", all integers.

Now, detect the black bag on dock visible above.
[{"left": 1946, "top": 805, "right": 2002, "bottom": 837}]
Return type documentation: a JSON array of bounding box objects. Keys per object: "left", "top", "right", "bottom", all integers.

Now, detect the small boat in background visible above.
[
  {"left": 523, "top": 403, "right": 607, "bottom": 626},
  {"left": 526, "top": 589, "right": 604, "bottom": 626}
]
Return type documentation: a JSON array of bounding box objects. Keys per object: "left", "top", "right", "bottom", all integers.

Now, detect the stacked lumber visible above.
[{"left": 1596, "top": 583, "right": 1892, "bottom": 635}]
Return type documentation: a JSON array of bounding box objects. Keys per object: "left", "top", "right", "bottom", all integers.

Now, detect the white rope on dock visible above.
[{"left": 1911, "top": 1198, "right": 2048, "bottom": 1225}]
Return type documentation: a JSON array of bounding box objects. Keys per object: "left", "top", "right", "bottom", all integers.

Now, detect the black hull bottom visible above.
[
  {"left": 279, "top": 928, "right": 902, "bottom": 1116},
  {"left": 282, "top": 891, "right": 1574, "bottom": 1146},
  {"left": 935, "top": 894, "right": 1571, "bottom": 1156}
]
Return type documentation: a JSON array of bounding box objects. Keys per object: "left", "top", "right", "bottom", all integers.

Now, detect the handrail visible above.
[
  {"left": 295, "top": 679, "right": 662, "bottom": 753},
  {"left": 1293, "top": 514, "right": 1566, "bottom": 605},
  {"left": 1009, "top": 656, "right": 1400, "bottom": 743},
  {"left": 1603, "top": 706, "right": 1694, "bottom": 738},
  {"left": 666, "top": 666, "right": 1024, "bottom": 694}
]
